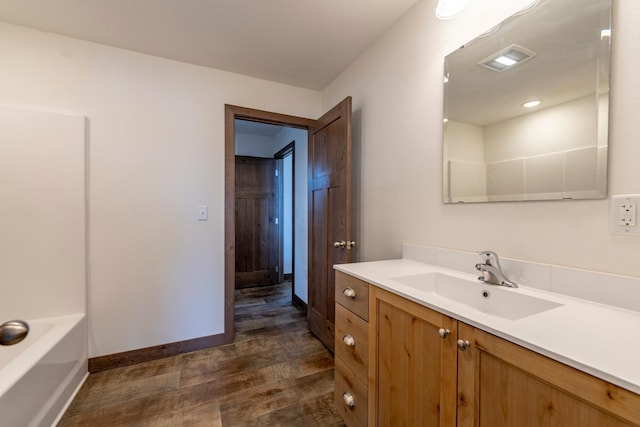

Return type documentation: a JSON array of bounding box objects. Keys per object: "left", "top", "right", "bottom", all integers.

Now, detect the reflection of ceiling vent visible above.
[{"left": 479, "top": 44, "right": 536, "bottom": 72}]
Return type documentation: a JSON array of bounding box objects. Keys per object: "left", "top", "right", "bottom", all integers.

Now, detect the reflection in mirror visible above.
[{"left": 442, "top": 0, "right": 611, "bottom": 203}]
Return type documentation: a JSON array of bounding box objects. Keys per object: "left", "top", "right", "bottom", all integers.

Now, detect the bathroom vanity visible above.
[{"left": 333, "top": 258, "right": 640, "bottom": 426}]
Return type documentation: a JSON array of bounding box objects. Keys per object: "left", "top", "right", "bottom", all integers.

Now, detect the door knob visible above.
[
  {"left": 333, "top": 241, "right": 346, "bottom": 248},
  {"left": 346, "top": 241, "right": 356, "bottom": 249}
]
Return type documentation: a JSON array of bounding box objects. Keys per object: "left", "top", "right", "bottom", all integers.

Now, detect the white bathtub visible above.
[{"left": 0, "top": 314, "right": 87, "bottom": 427}]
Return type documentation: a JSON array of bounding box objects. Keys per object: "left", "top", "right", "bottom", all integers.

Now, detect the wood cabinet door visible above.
[
  {"left": 370, "top": 287, "right": 457, "bottom": 427},
  {"left": 457, "top": 322, "right": 640, "bottom": 427},
  {"left": 235, "top": 156, "right": 277, "bottom": 288},
  {"left": 307, "top": 96, "right": 353, "bottom": 351}
]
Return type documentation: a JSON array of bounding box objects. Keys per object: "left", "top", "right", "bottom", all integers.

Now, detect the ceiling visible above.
[{"left": 0, "top": 0, "right": 420, "bottom": 91}]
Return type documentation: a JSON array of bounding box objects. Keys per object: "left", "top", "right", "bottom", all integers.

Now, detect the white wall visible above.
[
  {"left": 283, "top": 153, "right": 293, "bottom": 275},
  {"left": 271, "top": 127, "right": 309, "bottom": 302},
  {"left": 0, "top": 22, "right": 321, "bottom": 357},
  {"left": 0, "top": 106, "right": 86, "bottom": 321},
  {"left": 235, "top": 132, "right": 280, "bottom": 157},
  {"left": 445, "top": 120, "right": 484, "bottom": 162},
  {"left": 444, "top": 120, "right": 485, "bottom": 201},
  {"left": 322, "top": 0, "right": 640, "bottom": 279},
  {"left": 484, "top": 95, "right": 597, "bottom": 163}
]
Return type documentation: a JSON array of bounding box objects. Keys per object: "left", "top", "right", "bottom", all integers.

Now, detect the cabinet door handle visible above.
[
  {"left": 342, "top": 287, "right": 356, "bottom": 298},
  {"left": 342, "top": 391, "right": 355, "bottom": 408},
  {"left": 343, "top": 334, "right": 356, "bottom": 347},
  {"left": 334, "top": 241, "right": 346, "bottom": 248},
  {"left": 438, "top": 328, "right": 450, "bottom": 339},
  {"left": 457, "top": 339, "right": 470, "bottom": 351}
]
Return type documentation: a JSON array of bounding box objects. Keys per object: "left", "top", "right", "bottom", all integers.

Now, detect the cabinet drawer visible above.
[
  {"left": 335, "top": 271, "right": 369, "bottom": 321},
  {"left": 335, "top": 357, "right": 368, "bottom": 427},
  {"left": 335, "top": 303, "right": 368, "bottom": 383}
]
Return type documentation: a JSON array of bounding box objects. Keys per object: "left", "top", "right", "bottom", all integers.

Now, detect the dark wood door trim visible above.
[{"left": 225, "top": 105, "right": 313, "bottom": 344}]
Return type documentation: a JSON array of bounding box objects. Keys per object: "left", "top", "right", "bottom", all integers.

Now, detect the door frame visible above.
[
  {"left": 273, "top": 142, "right": 295, "bottom": 291},
  {"left": 224, "top": 105, "right": 313, "bottom": 343}
]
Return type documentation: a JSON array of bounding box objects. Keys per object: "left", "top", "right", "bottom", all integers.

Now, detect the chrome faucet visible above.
[{"left": 475, "top": 251, "right": 518, "bottom": 288}]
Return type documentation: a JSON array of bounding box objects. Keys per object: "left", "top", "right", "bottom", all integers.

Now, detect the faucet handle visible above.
[
  {"left": 477, "top": 250, "right": 497, "bottom": 258},
  {"left": 478, "top": 250, "right": 498, "bottom": 257},
  {"left": 477, "top": 250, "right": 501, "bottom": 267}
]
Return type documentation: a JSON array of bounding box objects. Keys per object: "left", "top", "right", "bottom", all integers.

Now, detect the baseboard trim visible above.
[
  {"left": 292, "top": 294, "right": 307, "bottom": 314},
  {"left": 88, "top": 333, "right": 228, "bottom": 373}
]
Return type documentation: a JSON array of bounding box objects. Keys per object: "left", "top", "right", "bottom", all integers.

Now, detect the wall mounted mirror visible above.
[{"left": 443, "top": 0, "right": 611, "bottom": 203}]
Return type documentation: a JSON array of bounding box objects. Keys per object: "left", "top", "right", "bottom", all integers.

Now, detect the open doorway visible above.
[
  {"left": 232, "top": 116, "right": 309, "bottom": 334},
  {"left": 224, "top": 98, "right": 353, "bottom": 348},
  {"left": 274, "top": 142, "right": 295, "bottom": 287}
]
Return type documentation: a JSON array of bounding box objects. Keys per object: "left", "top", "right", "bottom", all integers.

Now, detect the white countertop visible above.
[{"left": 335, "top": 259, "right": 640, "bottom": 395}]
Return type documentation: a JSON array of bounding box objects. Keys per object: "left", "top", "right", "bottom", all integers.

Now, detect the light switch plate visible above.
[
  {"left": 197, "top": 205, "right": 208, "bottom": 221},
  {"left": 610, "top": 195, "right": 640, "bottom": 235}
]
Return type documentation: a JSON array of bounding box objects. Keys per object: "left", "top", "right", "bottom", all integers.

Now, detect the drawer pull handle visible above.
[
  {"left": 342, "top": 391, "right": 355, "bottom": 408},
  {"left": 438, "top": 328, "right": 450, "bottom": 339},
  {"left": 457, "top": 339, "right": 470, "bottom": 351},
  {"left": 343, "top": 334, "right": 356, "bottom": 347},
  {"left": 343, "top": 287, "right": 356, "bottom": 298}
]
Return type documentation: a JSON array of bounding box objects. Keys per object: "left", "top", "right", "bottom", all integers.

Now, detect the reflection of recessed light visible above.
[
  {"left": 443, "top": 118, "right": 449, "bottom": 123},
  {"left": 522, "top": 100, "right": 541, "bottom": 108}
]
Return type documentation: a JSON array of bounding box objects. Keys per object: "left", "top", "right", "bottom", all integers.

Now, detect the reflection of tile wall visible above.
[
  {"left": 487, "top": 159, "right": 525, "bottom": 195},
  {"left": 484, "top": 146, "right": 605, "bottom": 197},
  {"left": 449, "top": 160, "right": 487, "bottom": 201},
  {"left": 565, "top": 147, "right": 597, "bottom": 191},
  {"left": 526, "top": 152, "right": 564, "bottom": 193}
]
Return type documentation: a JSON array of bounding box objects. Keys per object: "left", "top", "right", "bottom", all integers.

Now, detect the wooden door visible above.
[
  {"left": 307, "top": 96, "right": 353, "bottom": 351},
  {"left": 457, "top": 322, "right": 640, "bottom": 427},
  {"left": 235, "top": 156, "right": 278, "bottom": 288},
  {"left": 370, "top": 287, "right": 458, "bottom": 427}
]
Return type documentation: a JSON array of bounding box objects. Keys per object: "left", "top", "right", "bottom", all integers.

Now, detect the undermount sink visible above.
[{"left": 391, "top": 272, "right": 562, "bottom": 320}]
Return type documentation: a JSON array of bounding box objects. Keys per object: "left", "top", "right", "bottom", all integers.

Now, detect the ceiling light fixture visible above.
[
  {"left": 522, "top": 100, "right": 541, "bottom": 108},
  {"left": 601, "top": 28, "right": 611, "bottom": 39},
  {"left": 435, "top": 0, "right": 470, "bottom": 20}
]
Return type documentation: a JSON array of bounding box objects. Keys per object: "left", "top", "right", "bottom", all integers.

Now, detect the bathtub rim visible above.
[{"left": 0, "top": 312, "right": 85, "bottom": 398}]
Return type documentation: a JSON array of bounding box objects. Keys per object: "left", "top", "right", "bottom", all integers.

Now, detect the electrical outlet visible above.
[
  {"left": 619, "top": 203, "right": 636, "bottom": 226},
  {"left": 610, "top": 195, "right": 640, "bottom": 235}
]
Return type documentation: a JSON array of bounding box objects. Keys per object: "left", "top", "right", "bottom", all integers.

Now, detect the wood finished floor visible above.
[{"left": 59, "top": 282, "right": 346, "bottom": 427}]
